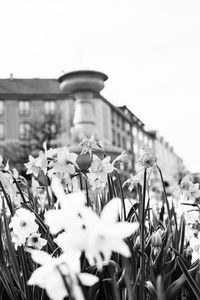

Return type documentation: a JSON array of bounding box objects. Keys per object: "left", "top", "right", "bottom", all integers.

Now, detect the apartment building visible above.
[{"left": 0, "top": 70, "right": 185, "bottom": 182}]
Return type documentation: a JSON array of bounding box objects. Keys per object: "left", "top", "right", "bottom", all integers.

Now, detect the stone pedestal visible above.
[
  {"left": 71, "top": 92, "right": 97, "bottom": 142},
  {"left": 58, "top": 70, "right": 108, "bottom": 144}
]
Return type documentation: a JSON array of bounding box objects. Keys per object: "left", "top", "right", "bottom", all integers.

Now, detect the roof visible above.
[
  {"left": 0, "top": 78, "right": 61, "bottom": 94},
  {"left": 58, "top": 70, "right": 108, "bottom": 83},
  {"left": 118, "top": 105, "right": 145, "bottom": 127}
]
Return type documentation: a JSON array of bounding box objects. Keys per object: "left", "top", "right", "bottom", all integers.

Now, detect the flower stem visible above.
[
  {"left": 157, "top": 166, "right": 173, "bottom": 239},
  {"left": 139, "top": 168, "right": 147, "bottom": 300},
  {"left": 43, "top": 172, "right": 51, "bottom": 209},
  {"left": 116, "top": 171, "right": 126, "bottom": 221}
]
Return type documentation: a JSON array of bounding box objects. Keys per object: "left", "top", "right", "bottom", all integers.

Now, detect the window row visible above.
[
  {"left": 111, "top": 112, "right": 131, "bottom": 132},
  {"left": 132, "top": 127, "right": 153, "bottom": 147},
  {"left": 0, "top": 100, "right": 56, "bottom": 116},
  {"left": 112, "top": 129, "right": 132, "bottom": 150},
  {"left": 0, "top": 122, "right": 57, "bottom": 140}
]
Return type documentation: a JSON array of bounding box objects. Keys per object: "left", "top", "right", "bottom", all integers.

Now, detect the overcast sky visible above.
[{"left": 0, "top": 0, "right": 200, "bottom": 172}]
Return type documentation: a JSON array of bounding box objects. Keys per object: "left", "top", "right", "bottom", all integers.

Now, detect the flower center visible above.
[
  {"left": 181, "top": 182, "right": 190, "bottom": 190},
  {"left": 32, "top": 237, "right": 38, "bottom": 243},
  {"left": 19, "top": 220, "right": 27, "bottom": 227}
]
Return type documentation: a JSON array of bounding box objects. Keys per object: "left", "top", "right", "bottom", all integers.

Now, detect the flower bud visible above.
[
  {"left": 134, "top": 235, "right": 140, "bottom": 249},
  {"left": 151, "top": 229, "right": 163, "bottom": 247}
]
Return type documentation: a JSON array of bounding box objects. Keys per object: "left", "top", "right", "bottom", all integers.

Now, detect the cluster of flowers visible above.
[
  {"left": 9, "top": 188, "right": 138, "bottom": 300},
  {"left": 2, "top": 135, "right": 200, "bottom": 300},
  {"left": 3, "top": 137, "right": 138, "bottom": 300},
  {"left": 9, "top": 208, "right": 47, "bottom": 250},
  {"left": 24, "top": 138, "right": 130, "bottom": 194}
]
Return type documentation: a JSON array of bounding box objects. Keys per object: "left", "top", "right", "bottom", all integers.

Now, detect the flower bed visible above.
[{"left": 0, "top": 138, "right": 200, "bottom": 300}]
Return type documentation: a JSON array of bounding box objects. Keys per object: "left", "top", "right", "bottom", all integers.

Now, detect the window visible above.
[
  {"left": 132, "top": 126, "right": 137, "bottom": 137},
  {"left": 144, "top": 135, "right": 148, "bottom": 145},
  {"left": 112, "top": 129, "right": 116, "bottom": 145},
  {"left": 126, "top": 122, "right": 130, "bottom": 132},
  {"left": 139, "top": 131, "right": 143, "bottom": 141},
  {"left": 0, "top": 123, "right": 5, "bottom": 140},
  {"left": 117, "top": 114, "right": 120, "bottom": 127},
  {"left": 134, "top": 143, "right": 138, "bottom": 154},
  {"left": 149, "top": 140, "right": 153, "bottom": 148},
  {"left": 44, "top": 100, "right": 56, "bottom": 116},
  {"left": 18, "top": 100, "right": 30, "bottom": 116},
  {"left": 126, "top": 140, "right": 131, "bottom": 150},
  {"left": 44, "top": 122, "right": 57, "bottom": 136},
  {"left": 0, "top": 101, "right": 4, "bottom": 116},
  {"left": 19, "top": 123, "right": 30, "bottom": 140},
  {"left": 111, "top": 112, "right": 115, "bottom": 124},
  {"left": 117, "top": 133, "right": 121, "bottom": 147},
  {"left": 123, "top": 136, "right": 126, "bottom": 149},
  {"left": 122, "top": 119, "right": 125, "bottom": 130}
]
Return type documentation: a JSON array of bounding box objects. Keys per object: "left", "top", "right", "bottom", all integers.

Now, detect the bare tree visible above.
[{"left": 4, "top": 113, "right": 64, "bottom": 173}]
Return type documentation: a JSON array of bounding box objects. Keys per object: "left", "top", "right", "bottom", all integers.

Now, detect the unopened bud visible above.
[{"left": 151, "top": 229, "right": 163, "bottom": 247}]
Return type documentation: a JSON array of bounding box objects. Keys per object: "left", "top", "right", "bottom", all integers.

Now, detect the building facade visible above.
[{"left": 0, "top": 71, "right": 185, "bottom": 183}]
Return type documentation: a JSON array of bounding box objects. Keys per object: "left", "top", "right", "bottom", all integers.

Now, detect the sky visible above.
[{"left": 0, "top": 0, "right": 200, "bottom": 172}]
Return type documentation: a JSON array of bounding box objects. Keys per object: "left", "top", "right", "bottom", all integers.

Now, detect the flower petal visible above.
[
  {"left": 108, "top": 222, "right": 139, "bottom": 239},
  {"left": 101, "top": 198, "right": 121, "bottom": 224},
  {"left": 31, "top": 250, "right": 53, "bottom": 265},
  {"left": 109, "top": 239, "right": 131, "bottom": 257},
  {"left": 79, "top": 273, "right": 99, "bottom": 286}
]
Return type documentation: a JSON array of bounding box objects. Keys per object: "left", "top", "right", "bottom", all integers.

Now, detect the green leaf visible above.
[
  {"left": 177, "top": 256, "right": 200, "bottom": 299},
  {"left": 156, "top": 275, "right": 166, "bottom": 300},
  {"left": 164, "top": 261, "right": 198, "bottom": 300},
  {"left": 178, "top": 215, "right": 185, "bottom": 254}
]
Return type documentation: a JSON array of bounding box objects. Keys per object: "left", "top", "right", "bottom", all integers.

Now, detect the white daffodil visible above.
[
  {"left": 43, "top": 141, "right": 58, "bottom": 160},
  {"left": 45, "top": 181, "right": 86, "bottom": 234},
  {"left": 112, "top": 151, "right": 130, "bottom": 167},
  {"left": 79, "top": 198, "right": 139, "bottom": 268},
  {"left": 0, "top": 171, "right": 17, "bottom": 203},
  {"left": 47, "top": 147, "right": 78, "bottom": 179},
  {"left": 80, "top": 136, "right": 100, "bottom": 157},
  {"left": 54, "top": 230, "right": 86, "bottom": 254},
  {"left": 138, "top": 150, "right": 157, "bottom": 169},
  {"left": 123, "top": 172, "right": 144, "bottom": 191},
  {"left": 28, "top": 250, "right": 98, "bottom": 300},
  {"left": 27, "top": 233, "right": 47, "bottom": 249},
  {"left": 31, "top": 178, "right": 48, "bottom": 210},
  {"left": 11, "top": 232, "right": 27, "bottom": 249},
  {"left": 12, "top": 168, "right": 19, "bottom": 179},
  {"left": 189, "top": 235, "right": 200, "bottom": 263},
  {"left": 87, "top": 155, "right": 113, "bottom": 190},
  {"left": 25, "top": 151, "right": 48, "bottom": 177},
  {"left": 173, "top": 175, "right": 200, "bottom": 202},
  {"left": 9, "top": 208, "right": 38, "bottom": 239}
]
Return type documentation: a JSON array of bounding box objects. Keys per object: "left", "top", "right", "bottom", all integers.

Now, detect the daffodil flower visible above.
[
  {"left": 28, "top": 250, "right": 98, "bottom": 300},
  {"left": 123, "top": 172, "right": 144, "bottom": 191},
  {"left": 189, "top": 235, "right": 200, "bottom": 263},
  {"left": 9, "top": 208, "right": 38, "bottom": 239},
  {"left": 47, "top": 147, "right": 78, "bottom": 179},
  {"left": 0, "top": 171, "right": 17, "bottom": 204},
  {"left": 45, "top": 179, "right": 86, "bottom": 234},
  {"left": 173, "top": 175, "right": 200, "bottom": 202},
  {"left": 138, "top": 150, "right": 157, "bottom": 169},
  {"left": 112, "top": 151, "right": 130, "bottom": 167},
  {"left": 24, "top": 152, "right": 47, "bottom": 177},
  {"left": 11, "top": 232, "right": 27, "bottom": 250},
  {"left": 80, "top": 136, "right": 100, "bottom": 157},
  {"left": 87, "top": 155, "right": 114, "bottom": 190},
  {"left": 27, "top": 233, "right": 47, "bottom": 249},
  {"left": 79, "top": 198, "right": 139, "bottom": 268}
]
